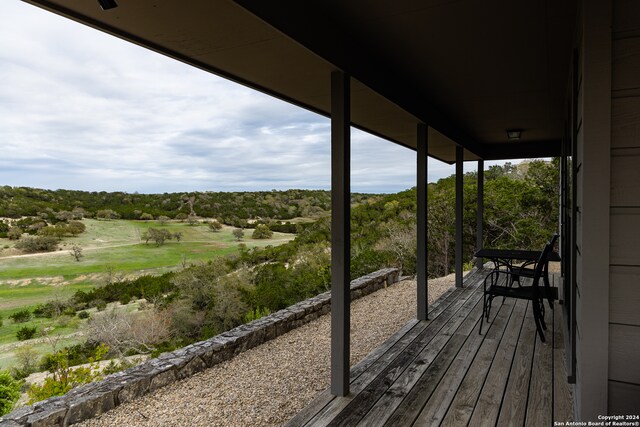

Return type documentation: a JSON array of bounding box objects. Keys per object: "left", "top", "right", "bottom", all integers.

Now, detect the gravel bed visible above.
[{"left": 78, "top": 274, "right": 457, "bottom": 427}]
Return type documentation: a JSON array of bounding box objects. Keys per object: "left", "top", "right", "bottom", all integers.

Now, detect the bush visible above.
[
  {"left": 9, "top": 309, "right": 32, "bottom": 323},
  {"left": 14, "top": 235, "right": 60, "bottom": 253},
  {"left": 28, "top": 345, "right": 108, "bottom": 404},
  {"left": 11, "top": 346, "right": 39, "bottom": 380},
  {"left": 77, "top": 311, "right": 90, "bottom": 319},
  {"left": 208, "top": 220, "right": 223, "bottom": 232},
  {"left": 16, "top": 326, "right": 37, "bottom": 341},
  {"left": 232, "top": 228, "right": 244, "bottom": 241},
  {"left": 0, "top": 370, "right": 22, "bottom": 416},
  {"left": 7, "top": 227, "right": 22, "bottom": 240},
  {"left": 252, "top": 224, "right": 273, "bottom": 239}
]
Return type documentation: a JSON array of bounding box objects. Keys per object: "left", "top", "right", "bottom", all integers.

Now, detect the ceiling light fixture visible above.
[
  {"left": 98, "top": 0, "right": 118, "bottom": 10},
  {"left": 506, "top": 129, "right": 522, "bottom": 141}
]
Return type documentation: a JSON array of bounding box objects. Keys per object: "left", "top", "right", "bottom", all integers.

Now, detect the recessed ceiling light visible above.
[
  {"left": 506, "top": 129, "right": 522, "bottom": 141},
  {"left": 98, "top": 0, "right": 118, "bottom": 10}
]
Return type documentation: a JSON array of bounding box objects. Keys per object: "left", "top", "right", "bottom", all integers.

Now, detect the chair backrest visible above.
[{"left": 531, "top": 234, "right": 558, "bottom": 287}]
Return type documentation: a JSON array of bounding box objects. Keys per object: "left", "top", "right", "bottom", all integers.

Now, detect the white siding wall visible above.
[
  {"left": 609, "top": 0, "right": 640, "bottom": 413},
  {"left": 573, "top": 0, "right": 612, "bottom": 420}
]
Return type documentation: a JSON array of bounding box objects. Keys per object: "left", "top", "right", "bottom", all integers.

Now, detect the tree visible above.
[
  {"left": 7, "top": 226, "right": 22, "bottom": 240},
  {"left": 86, "top": 309, "right": 171, "bottom": 356},
  {"left": 158, "top": 215, "right": 170, "bottom": 225},
  {"left": 142, "top": 228, "right": 172, "bottom": 246},
  {"left": 15, "top": 235, "right": 60, "bottom": 253},
  {"left": 139, "top": 213, "right": 154, "bottom": 221},
  {"left": 186, "top": 214, "right": 198, "bottom": 226},
  {"left": 55, "top": 210, "right": 74, "bottom": 222},
  {"left": 175, "top": 213, "right": 188, "bottom": 222},
  {"left": 96, "top": 209, "right": 120, "bottom": 220},
  {"left": 252, "top": 224, "right": 273, "bottom": 239},
  {"left": 173, "top": 231, "right": 183, "bottom": 242},
  {"left": 232, "top": 228, "right": 244, "bottom": 241},
  {"left": 12, "top": 345, "right": 39, "bottom": 379},
  {"left": 70, "top": 245, "right": 83, "bottom": 262},
  {"left": 67, "top": 220, "right": 86, "bottom": 235},
  {"left": 208, "top": 220, "right": 223, "bottom": 232}
]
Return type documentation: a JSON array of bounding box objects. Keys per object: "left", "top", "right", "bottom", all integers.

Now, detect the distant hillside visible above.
[{"left": 0, "top": 187, "right": 377, "bottom": 223}]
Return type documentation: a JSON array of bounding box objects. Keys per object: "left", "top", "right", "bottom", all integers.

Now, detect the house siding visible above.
[{"left": 609, "top": 0, "right": 640, "bottom": 411}]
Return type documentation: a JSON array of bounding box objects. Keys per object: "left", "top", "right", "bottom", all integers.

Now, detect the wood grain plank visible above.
[
  {"left": 323, "top": 279, "right": 485, "bottom": 426},
  {"left": 286, "top": 270, "right": 485, "bottom": 426},
  {"left": 495, "top": 300, "right": 537, "bottom": 427},
  {"left": 304, "top": 272, "right": 486, "bottom": 426},
  {"left": 356, "top": 299, "right": 484, "bottom": 427},
  {"left": 409, "top": 314, "right": 486, "bottom": 426},
  {"left": 553, "top": 303, "right": 575, "bottom": 424},
  {"left": 285, "top": 320, "right": 420, "bottom": 427},
  {"left": 469, "top": 299, "right": 529, "bottom": 427},
  {"left": 524, "top": 307, "right": 553, "bottom": 427},
  {"left": 439, "top": 298, "right": 518, "bottom": 427}
]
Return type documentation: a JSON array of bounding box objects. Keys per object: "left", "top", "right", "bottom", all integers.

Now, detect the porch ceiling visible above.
[{"left": 23, "top": 0, "right": 576, "bottom": 163}]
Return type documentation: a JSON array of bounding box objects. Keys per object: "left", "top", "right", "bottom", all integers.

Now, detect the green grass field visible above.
[{"left": 0, "top": 219, "right": 295, "bottom": 368}]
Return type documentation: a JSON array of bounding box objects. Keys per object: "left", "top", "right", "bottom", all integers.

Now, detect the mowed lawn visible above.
[{"left": 0, "top": 218, "right": 294, "bottom": 317}]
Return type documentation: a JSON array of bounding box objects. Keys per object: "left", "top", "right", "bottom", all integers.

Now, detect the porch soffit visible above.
[{"left": 22, "top": 0, "right": 576, "bottom": 163}]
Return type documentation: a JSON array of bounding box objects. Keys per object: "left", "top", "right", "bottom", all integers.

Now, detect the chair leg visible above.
[
  {"left": 480, "top": 298, "right": 484, "bottom": 335},
  {"left": 538, "top": 298, "right": 547, "bottom": 331},
  {"left": 531, "top": 300, "right": 546, "bottom": 342}
]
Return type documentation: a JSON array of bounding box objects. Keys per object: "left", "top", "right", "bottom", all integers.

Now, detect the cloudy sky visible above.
[{"left": 0, "top": 1, "right": 504, "bottom": 194}]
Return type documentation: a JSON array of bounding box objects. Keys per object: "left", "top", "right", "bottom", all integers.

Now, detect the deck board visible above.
[
  {"left": 468, "top": 299, "right": 528, "bottom": 427},
  {"left": 287, "top": 268, "right": 573, "bottom": 427},
  {"left": 303, "top": 278, "right": 483, "bottom": 426},
  {"left": 496, "top": 301, "right": 537, "bottom": 427}
]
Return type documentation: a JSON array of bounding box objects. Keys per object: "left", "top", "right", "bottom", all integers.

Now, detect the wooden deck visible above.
[{"left": 286, "top": 268, "right": 574, "bottom": 427}]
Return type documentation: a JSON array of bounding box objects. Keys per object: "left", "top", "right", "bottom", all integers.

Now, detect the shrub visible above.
[
  {"left": 16, "top": 326, "right": 37, "bottom": 341},
  {"left": 15, "top": 235, "right": 60, "bottom": 253},
  {"left": 27, "top": 344, "right": 108, "bottom": 404},
  {"left": 11, "top": 346, "right": 39, "bottom": 380},
  {"left": 232, "top": 228, "right": 244, "bottom": 241},
  {"left": 77, "top": 311, "right": 90, "bottom": 319},
  {"left": 252, "top": 224, "right": 273, "bottom": 239},
  {"left": 66, "top": 220, "right": 86, "bottom": 235},
  {"left": 0, "top": 370, "right": 22, "bottom": 416},
  {"left": 7, "top": 227, "right": 22, "bottom": 240},
  {"left": 208, "top": 220, "right": 223, "bottom": 232},
  {"left": 9, "top": 309, "right": 31, "bottom": 323}
]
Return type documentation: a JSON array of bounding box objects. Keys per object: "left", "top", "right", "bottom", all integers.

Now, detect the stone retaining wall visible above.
[{"left": 1, "top": 268, "right": 400, "bottom": 427}]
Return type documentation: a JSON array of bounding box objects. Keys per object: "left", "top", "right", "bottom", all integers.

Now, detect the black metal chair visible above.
[
  {"left": 507, "top": 233, "right": 559, "bottom": 310},
  {"left": 479, "top": 237, "right": 557, "bottom": 342}
]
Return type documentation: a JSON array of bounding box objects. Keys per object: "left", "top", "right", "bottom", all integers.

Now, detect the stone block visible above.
[
  {"left": 176, "top": 355, "right": 206, "bottom": 380},
  {"left": 0, "top": 405, "right": 35, "bottom": 425},
  {"left": 148, "top": 367, "right": 177, "bottom": 392},
  {"left": 64, "top": 389, "right": 115, "bottom": 426},
  {"left": 117, "top": 373, "right": 150, "bottom": 404}
]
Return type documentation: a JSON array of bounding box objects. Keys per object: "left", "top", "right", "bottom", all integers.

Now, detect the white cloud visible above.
[{"left": 0, "top": 1, "right": 495, "bottom": 194}]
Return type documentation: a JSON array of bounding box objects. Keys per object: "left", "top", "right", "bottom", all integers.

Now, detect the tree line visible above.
[{"left": 0, "top": 159, "right": 559, "bottom": 409}]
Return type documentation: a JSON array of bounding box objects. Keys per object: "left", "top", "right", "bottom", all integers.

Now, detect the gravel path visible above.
[{"left": 79, "top": 274, "right": 457, "bottom": 427}]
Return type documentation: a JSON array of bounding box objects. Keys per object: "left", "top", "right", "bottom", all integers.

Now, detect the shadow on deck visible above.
[{"left": 287, "top": 268, "right": 574, "bottom": 427}]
